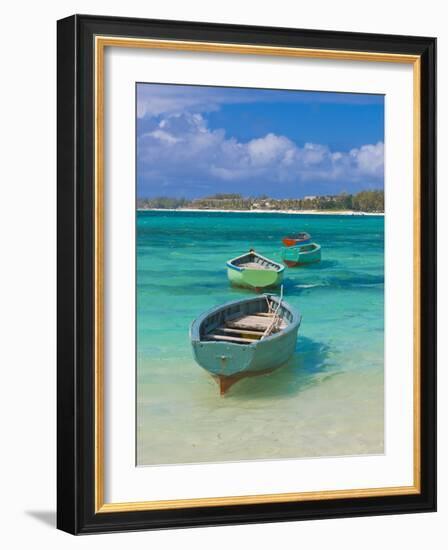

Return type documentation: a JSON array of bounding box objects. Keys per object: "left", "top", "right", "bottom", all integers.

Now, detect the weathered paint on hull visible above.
[
  {"left": 227, "top": 266, "right": 283, "bottom": 289},
  {"left": 192, "top": 324, "right": 299, "bottom": 393},
  {"left": 281, "top": 244, "right": 321, "bottom": 266},
  {"left": 191, "top": 295, "right": 301, "bottom": 394}
]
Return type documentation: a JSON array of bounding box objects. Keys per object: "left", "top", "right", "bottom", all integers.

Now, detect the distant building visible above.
[{"left": 304, "top": 195, "right": 317, "bottom": 200}]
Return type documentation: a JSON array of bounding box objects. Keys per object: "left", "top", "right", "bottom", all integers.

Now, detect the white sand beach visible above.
[{"left": 138, "top": 208, "right": 384, "bottom": 216}]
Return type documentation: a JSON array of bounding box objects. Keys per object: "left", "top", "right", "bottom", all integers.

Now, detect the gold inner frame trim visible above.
[{"left": 94, "top": 35, "right": 422, "bottom": 513}]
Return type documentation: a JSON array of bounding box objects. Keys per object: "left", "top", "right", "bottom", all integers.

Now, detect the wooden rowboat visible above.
[
  {"left": 190, "top": 294, "right": 301, "bottom": 394},
  {"left": 281, "top": 242, "right": 321, "bottom": 267},
  {"left": 226, "top": 250, "right": 284, "bottom": 290},
  {"left": 282, "top": 232, "right": 312, "bottom": 247}
]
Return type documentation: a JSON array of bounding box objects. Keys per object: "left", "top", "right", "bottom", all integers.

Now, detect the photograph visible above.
[{"left": 136, "top": 83, "right": 385, "bottom": 466}]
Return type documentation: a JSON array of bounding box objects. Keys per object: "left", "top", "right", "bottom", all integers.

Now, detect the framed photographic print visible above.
[{"left": 57, "top": 14, "right": 436, "bottom": 534}]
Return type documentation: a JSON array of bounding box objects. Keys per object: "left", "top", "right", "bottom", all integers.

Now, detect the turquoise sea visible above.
[{"left": 137, "top": 211, "right": 384, "bottom": 465}]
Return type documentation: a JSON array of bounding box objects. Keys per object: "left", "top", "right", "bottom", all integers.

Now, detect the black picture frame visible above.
[{"left": 57, "top": 14, "right": 436, "bottom": 535}]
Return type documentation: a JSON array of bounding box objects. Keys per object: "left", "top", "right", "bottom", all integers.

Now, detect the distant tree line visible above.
[
  {"left": 137, "top": 189, "right": 384, "bottom": 213},
  {"left": 137, "top": 196, "right": 188, "bottom": 209},
  {"left": 350, "top": 190, "right": 384, "bottom": 212}
]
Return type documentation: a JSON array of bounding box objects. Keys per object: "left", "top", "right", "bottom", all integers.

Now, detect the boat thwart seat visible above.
[
  {"left": 205, "top": 334, "right": 254, "bottom": 344},
  {"left": 226, "top": 314, "right": 286, "bottom": 332},
  {"left": 190, "top": 294, "right": 301, "bottom": 393}
]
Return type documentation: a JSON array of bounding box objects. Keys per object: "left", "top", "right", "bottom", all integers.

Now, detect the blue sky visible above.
[{"left": 137, "top": 83, "right": 384, "bottom": 199}]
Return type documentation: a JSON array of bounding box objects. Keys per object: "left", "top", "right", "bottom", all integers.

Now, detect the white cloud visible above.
[
  {"left": 350, "top": 142, "right": 384, "bottom": 177},
  {"left": 247, "top": 134, "right": 294, "bottom": 166},
  {"left": 148, "top": 129, "right": 181, "bottom": 144},
  {"left": 137, "top": 86, "right": 250, "bottom": 119},
  {"left": 138, "top": 112, "right": 384, "bottom": 192}
]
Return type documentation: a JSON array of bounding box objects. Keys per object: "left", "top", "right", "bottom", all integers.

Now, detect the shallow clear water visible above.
[{"left": 137, "top": 211, "right": 384, "bottom": 465}]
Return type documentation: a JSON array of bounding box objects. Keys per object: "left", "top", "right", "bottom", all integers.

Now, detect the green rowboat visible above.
[
  {"left": 190, "top": 294, "right": 301, "bottom": 394},
  {"left": 281, "top": 242, "right": 321, "bottom": 267},
  {"left": 227, "top": 250, "right": 284, "bottom": 290}
]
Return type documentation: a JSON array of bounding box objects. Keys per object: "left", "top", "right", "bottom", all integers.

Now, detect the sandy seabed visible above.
[
  {"left": 139, "top": 207, "right": 384, "bottom": 216},
  {"left": 137, "top": 362, "right": 384, "bottom": 466}
]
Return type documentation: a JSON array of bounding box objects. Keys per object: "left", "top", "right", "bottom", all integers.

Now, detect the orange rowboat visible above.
[{"left": 281, "top": 232, "right": 312, "bottom": 247}]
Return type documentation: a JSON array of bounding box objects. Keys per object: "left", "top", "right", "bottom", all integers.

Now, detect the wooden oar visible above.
[{"left": 261, "top": 286, "right": 284, "bottom": 340}]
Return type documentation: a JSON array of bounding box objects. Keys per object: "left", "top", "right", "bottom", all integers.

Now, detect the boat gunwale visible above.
[
  {"left": 283, "top": 242, "right": 321, "bottom": 256},
  {"left": 283, "top": 232, "right": 311, "bottom": 240},
  {"left": 226, "top": 251, "right": 285, "bottom": 273},
  {"left": 190, "top": 295, "right": 301, "bottom": 346}
]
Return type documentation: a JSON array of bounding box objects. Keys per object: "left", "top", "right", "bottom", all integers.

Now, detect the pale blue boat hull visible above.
[
  {"left": 192, "top": 328, "right": 298, "bottom": 377},
  {"left": 190, "top": 295, "right": 301, "bottom": 393}
]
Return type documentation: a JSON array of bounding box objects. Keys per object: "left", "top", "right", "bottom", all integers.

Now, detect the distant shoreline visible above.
[{"left": 137, "top": 207, "right": 384, "bottom": 216}]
